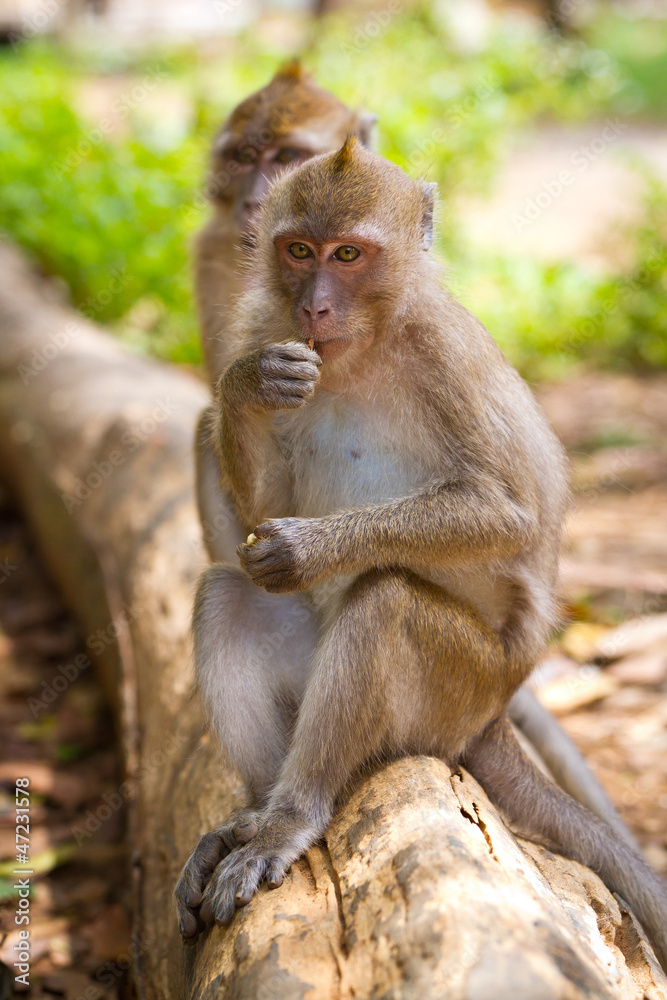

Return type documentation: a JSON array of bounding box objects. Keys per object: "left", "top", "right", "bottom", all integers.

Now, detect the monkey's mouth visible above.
[{"left": 309, "top": 336, "right": 352, "bottom": 361}]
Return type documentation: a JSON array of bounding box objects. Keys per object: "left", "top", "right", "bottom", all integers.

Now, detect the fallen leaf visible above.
[
  {"left": 608, "top": 651, "right": 667, "bottom": 685},
  {"left": 537, "top": 667, "right": 619, "bottom": 714},
  {"left": 593, "top": 613, "right": 667, "bottom": 661},
  {"left": 560, "top": 622, "right": 611, "bottom": 662}
]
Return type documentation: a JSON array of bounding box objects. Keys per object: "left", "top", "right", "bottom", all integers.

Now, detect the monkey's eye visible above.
[
  {"left": 234, "top": 148, "right": 256, "bottom": 165},
  {"left": 275, "top": 147, "right": 302, "bottom": 164},
  {"left": 333, "top": 245, "right": 360, "bottom": 262},
  {"left": 288, "top": 243, "right": 313, "bottom": 259}
]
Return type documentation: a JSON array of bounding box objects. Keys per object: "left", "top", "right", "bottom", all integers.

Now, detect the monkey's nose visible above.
[{"left": 303, "top": 305, "right": 330, "bottom": 320}]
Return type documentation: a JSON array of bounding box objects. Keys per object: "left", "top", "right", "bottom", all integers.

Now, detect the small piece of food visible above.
[
  {"left": 308, "top": 338, "right": 315, "bottom": 350},
  {"left": 246, "top": 533, "right": 258, "bottom": 546}
]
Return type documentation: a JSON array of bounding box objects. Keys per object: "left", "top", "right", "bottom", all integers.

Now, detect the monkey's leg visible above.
[
  {"left": 195, "top": 407, "right": 246, "bottom": 563},
  {"left": 175, "top": 563, "right": 317, "bottom": 941},
  {"left": 198, "top": 568, "right": 512, "bottom": 927},
  {"left": 509, "top": 687, "right": 638, "bottom": 848}
]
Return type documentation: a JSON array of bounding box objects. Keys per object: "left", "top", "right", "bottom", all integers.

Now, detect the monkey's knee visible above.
[
  {"left": 344, "top": 568, "right": 511, "bottom": 753},
  {"left": 194, "top": 564, "right": 249, "bottom": 627}
]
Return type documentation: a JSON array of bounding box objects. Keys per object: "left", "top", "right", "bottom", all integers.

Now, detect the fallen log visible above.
[{"left": 0, "top": 242, "right": 665, "bottom": 1000}]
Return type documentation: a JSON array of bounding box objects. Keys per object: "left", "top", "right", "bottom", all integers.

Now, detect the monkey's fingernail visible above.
[
  {"left": 246, "top": 533, "right": 258, "bottom": 546},
  {"left": 179, "top": 923, "right": 185, "bottom": 934}
]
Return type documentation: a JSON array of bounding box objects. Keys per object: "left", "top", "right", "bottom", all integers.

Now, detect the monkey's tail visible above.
[
  {"left": 464, "top": 714, "right": 667, "bottom": 973},
  {"left": 508, "top": 687, "right": 638, "bottom": 850}
]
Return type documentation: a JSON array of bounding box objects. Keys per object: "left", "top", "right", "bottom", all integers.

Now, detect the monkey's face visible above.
[
  {"left": 274, "top": 234, "right": 383, "bottom": 362},
  {"left": 211, "top": 137, "right": 319, "bottom": 234},
  {"left": 258, "top": 137, "right": 437, "bottom": 365},
  {"left": 207, "top": 64, "right": 375, "bottom": 235}
]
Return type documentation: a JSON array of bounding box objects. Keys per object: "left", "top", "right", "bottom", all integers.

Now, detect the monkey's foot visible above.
[
  {"left": 198, "top": 809, "right": 319, "bottom": 927},
  {"left": 174, "top": 807, "right": 261, "bottom": 944}
]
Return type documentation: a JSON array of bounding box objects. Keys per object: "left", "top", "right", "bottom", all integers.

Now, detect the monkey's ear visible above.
[
  {"left": 212, "top": 128, "right": 231, "bottom": 156},
  {"left": 420, "top": 182, "right": 438, "bottom": 250},
  {"left": 354, "top": 111, "right": 379, "bottom": 149}
]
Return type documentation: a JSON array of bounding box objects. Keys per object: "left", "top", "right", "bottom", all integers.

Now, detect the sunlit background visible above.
[
  {"left": 1, "top": 1, "right": 666, "bottom": 994},
  {"left": 1, "top": 0, "right": 666, "bottom": 378}
]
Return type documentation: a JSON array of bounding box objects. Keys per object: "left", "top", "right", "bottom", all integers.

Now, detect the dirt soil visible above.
[
  {"left": 0, "top": 370, "right": 665, "bottom": 997},
  {"left": 0, "top": 488, "right": 132, "bottom": 999}
]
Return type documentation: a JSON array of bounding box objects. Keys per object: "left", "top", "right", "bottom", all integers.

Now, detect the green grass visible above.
[{"left": 0, "top": 6, "right": 665, "bottom": 378}]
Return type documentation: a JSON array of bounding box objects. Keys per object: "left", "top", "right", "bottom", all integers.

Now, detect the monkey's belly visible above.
[{"left": 281, "top": 400, "right": 431, "bottom": 516}]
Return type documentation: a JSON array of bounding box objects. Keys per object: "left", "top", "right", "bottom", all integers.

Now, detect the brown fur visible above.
[
  {"left": 177, "top": 139, "right": 667, "bottom": 968},
  {"left": 195, "top": 66, "right": 375, "bottom": 383},
  {"left": 193, "top": 79, "right": 632, "bottom": 848}
]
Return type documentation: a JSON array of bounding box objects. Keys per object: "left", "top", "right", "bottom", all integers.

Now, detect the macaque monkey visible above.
[
  {"left": 176, "top": 139, "right": 667, "bottom": 967},
  {"left": 196, "top": 60, "right": 377, "bottom": 386},
  {"left": 194, "top": 60, "right": 377, "bottom": 582},
  {"left": 192, "top": 67, "right": 635, "bottom": 850}
]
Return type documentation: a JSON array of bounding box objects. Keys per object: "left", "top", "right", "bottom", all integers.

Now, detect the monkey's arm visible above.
[
  {"left": 215, "top": 341, "right": 321, "bottom": 524},
  {"left": 239, "top": 472, "right": 536, "bottom": 592}
]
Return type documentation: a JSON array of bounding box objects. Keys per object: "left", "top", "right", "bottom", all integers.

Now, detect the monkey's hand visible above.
[
  {"left": 237, "top": 517, "right": 324, "bottom": 592},
  {"left": 198, "top": 808, "right": 319, "bottom": 928},
  {"left": 222, "top": 341, "right": 321, "bottom": 412},
  {"left": 174, "top": 808, "right": 261, "bottom": 944}
]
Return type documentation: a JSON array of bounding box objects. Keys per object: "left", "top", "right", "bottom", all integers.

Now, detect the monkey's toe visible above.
[
  {"left": 198, "top": 836, "right": 294, "bottom": 927},
  {"left": 201, "top": 851, "right": 268, "bottom": 926},
  {"left": 174, "top": 808, "right": 263, "bottom": 941},
  {"left": 266, "top": 858, "right": 286, "bottom": 889}
]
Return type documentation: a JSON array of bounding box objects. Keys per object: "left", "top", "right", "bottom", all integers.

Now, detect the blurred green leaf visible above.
[{"left": 0, "top": 11, "right": 665, "bottom": 379}]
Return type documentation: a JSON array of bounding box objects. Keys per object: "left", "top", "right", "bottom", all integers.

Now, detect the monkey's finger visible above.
[
  {"left": 260, "top": 388, "right": 315, "bottom": 411},
  {"left": 174, "top": 886, "right": 204, "bottom": 944},
  {"left": 179, "top": 910, "right": 206, "bottom": 947},
  {"left": 252, "top": 520, "right": 279, "bottom": 539},
  {"left": 264, "top": 376, "right": 318, "bottom": 398},
  {"left": 232, "top": 818, "right": 259, "bottom": 844},
  {"left": 260, "top": 359, "right": 321, "bottom": 381},
  {"left": 238, "top": 555, "right": 294, "bottom": 585},
  {"left": 238, "top": 538, "right": 282, "bottom": 561},
  {"left": 274, "top": 341, "right": 322, "bottom": 364},
  {"left": 212, "top": 874, "right": 244, "bottom": 926},
  {"left": 199, "top": 889, "right": 219, "bottom": 925},
  {"left": 266, "top": 858, "right": 285, "bottom": 889},
  {"left": 235, "top": 862, "right": 264, "bottom": 907},
  {"left": 176, "top": 898, "right": 201, "bottom": 942},
  {"left": 243, "top": 557, "right": 292, "bottom": 581},
  {"left": 175, "top": 830, "right": 230, "bottom": 909}
]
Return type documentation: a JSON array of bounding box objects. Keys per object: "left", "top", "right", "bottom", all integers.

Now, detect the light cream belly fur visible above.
[{"left": 275, "top": 394, "right": 512, "bottom": 633}]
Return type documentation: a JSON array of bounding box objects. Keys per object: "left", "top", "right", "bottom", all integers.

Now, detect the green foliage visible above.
[
  {"left": 0, "top": 44, "right": 205, "bottom": 363},
  {"left": 584, "top": 9, "right": 667, "bottom": 119},
  {"left": 0, "top": 8, "right": 665, "bottom": 379},
  {"left": 456, "top": 175, "right": 667, "bottom": 379}
]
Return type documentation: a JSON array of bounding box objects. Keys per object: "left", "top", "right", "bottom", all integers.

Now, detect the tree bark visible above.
[{"left": 0, "top": 242, "right": 665, "bottom": 1000}]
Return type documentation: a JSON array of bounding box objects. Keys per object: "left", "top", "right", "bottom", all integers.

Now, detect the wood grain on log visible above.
[{"left": 0, "top": 243, "right": 665, "bottom": 1000}]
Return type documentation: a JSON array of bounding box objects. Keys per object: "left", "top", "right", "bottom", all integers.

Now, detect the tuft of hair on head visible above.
[
  {"left": 271, "top": 59, "right": 310, "bottom": 85},
  {"left": 331, "top": 135, "right": 362, "bottom": 175}
]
